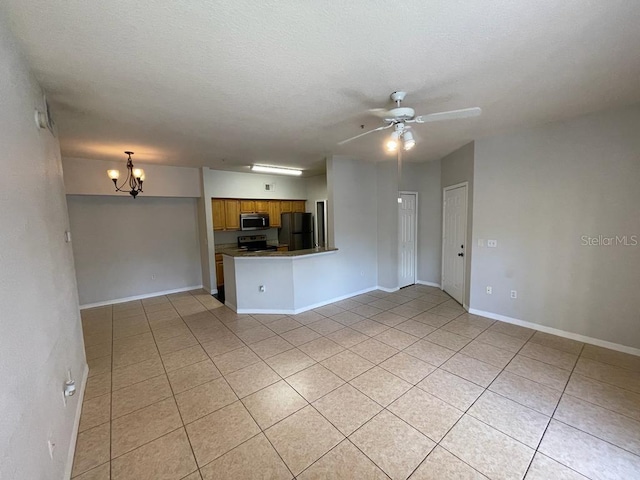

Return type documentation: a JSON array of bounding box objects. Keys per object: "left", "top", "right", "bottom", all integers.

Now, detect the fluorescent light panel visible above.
[{"left": 251, "top": 164, "right": 302, "bottom": 176}]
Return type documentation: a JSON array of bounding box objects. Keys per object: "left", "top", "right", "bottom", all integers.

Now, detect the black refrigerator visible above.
[{"left": 279, "top": 212, "right": 314, "bottom": 251}]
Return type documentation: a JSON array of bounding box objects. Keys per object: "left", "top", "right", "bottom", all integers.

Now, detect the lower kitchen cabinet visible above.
[{"left": 215, "top": 254, "right": 224, "bottom": 287}]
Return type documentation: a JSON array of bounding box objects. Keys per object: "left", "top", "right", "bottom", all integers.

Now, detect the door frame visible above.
[
  {"left": 441, "top": 182, "right": 468, "bottom": 305},
  {"left": 398, "top": 191, "right": 419, "bottom": 288}
]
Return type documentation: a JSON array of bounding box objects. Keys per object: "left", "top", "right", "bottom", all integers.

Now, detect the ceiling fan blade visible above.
[
  {"left": 368, "top": 108, "right": 392, "bottom": 118},
  {"left": 413, "top": 107, "right": 482, "bottom": 124},
  {"left": 337, "top": 124, "right": 393, "bottom": 145}
]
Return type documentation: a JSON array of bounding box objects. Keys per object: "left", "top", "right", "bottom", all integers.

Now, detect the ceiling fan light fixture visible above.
[
  {"left": 403, "top": 131, "right": 415, "bottom": 151},
  {"left": 385, "top": 131, "right": 401, "bottom": 153},
  {"left": 251, "top": 164, "right": 303, "bottom": 176}
]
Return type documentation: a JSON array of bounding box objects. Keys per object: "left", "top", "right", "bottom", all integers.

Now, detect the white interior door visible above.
[
  {"left": 398, "top": 192, "right": 417, "bottom": 288},
  {"left": 442, "top": 185, "right": 467, "bottom": 304}
]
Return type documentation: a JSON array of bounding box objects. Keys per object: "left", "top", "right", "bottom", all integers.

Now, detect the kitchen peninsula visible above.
[{"left": 222, "top": 246, "right": 339, "bottom": 314}]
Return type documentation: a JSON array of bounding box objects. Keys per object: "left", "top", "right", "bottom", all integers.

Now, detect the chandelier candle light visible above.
[{"left": 107, "top": 151, "right": 145, "bottom": 198}]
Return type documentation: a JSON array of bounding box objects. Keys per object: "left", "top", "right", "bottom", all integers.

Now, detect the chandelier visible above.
[{"left": 106, "top": 151, "right": 145, "bottom": 198}]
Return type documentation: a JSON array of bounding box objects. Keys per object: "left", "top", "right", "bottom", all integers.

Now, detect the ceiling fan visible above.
[{"left": 338, "top": 91, "right": 482, "bottom": 152}]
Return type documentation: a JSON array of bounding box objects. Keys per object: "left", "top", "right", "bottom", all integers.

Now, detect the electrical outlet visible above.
[
  {"left": 510, "top": 290, "right": 517, "bottom": 299},
  {"left": 487, "top": 239, "right": 498, "bottom": 248},
  {"left": 486, "top": 286, "right": 492, "bottom": 295},
  {"left": 151, "top": 274, "right": 156, "bottom": 280}
]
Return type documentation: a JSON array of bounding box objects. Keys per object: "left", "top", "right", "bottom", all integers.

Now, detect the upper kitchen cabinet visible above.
[
  {"left": 224, "top": 200, "right": 241, "bottom": 230},
  {"left": 268, "top": 201, "right": 281, "bottom": 228},
  {"left": 212, "top": 198, "right": 306, "bottom": 230},
  {"left": 255, "top": 200, "right": 269, "bottom": 213},
  {"left": 240, "top": 200, "right": 255, "bottom": 213},
  {"left": 212, "top": 199, "right": 225, "bottom": 231}
]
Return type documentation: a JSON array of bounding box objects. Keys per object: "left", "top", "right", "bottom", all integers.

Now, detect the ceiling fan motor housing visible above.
[{"left": 385, "top": 107, "right": 415, "bottom": 121}]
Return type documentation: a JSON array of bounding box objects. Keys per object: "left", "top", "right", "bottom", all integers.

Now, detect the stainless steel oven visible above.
[{"left": 240, "top": 213, "right": 270, "bottom": 231}]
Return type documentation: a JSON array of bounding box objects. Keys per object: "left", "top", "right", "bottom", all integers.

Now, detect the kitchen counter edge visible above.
[{"left": 220, "top": 247, "right": 338, "bottom": 258}]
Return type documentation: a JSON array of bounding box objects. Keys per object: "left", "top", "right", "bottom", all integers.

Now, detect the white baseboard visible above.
[
  {"left": 234, "top": 286, "right": 379, "bottom": 315},
  {"left": 79, "top": 285, "right": 204, "bottom": 309},
  {"left": 376, "top": 286, "right": 400, "bottom": 293},
  {"left": 463, "top": 303, "right": 469, "bottom": 311},
  {"left": 469, "top": 308, "right": 640, "bottom": 357},
  {"left": 64, "top": 363, "right": 89, "bottom": 480},
  {"left": 416, "top": 280, "right": 441, "bottom": 288}
]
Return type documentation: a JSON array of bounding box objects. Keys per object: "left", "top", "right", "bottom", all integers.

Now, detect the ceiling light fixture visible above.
[
  {"left": 385, "top": 124, "right": 416, "bottom": 153},
  {"left": 385, "top": 131, "right": 400, "bottom": 153},
  {"left": 403, "top": 130, "right": 415, "bottom": 151},
  {"left": 106, "top": 151, "right": 145, "bottom": 198},
  {"left": 251, "top": 164, "right": 303, "bottom": 176}
]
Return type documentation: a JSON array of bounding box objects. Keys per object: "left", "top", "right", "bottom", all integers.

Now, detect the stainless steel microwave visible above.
[{"left": 240, "top": 213, "right": 270, "bottom": 231}]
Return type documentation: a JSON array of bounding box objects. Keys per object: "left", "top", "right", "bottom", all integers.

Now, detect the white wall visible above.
[
  {"left": 305, "top": 173, "right": 327, "bottom": 213},
  {"left": 67, "top": 196, "right": 203, "bottom": 306},
  {"left": 63, "top": 156, "right": 201, "bottom": 197},
  {"left": 0, "top": 18, "right": 86, "bottom": 479},
  {"left": 402, "top": 160, "right": 443, "bottom": 286},
  {"left": 326, "top": 155, "right": 378, "bottom": 294},
  {"left": 441, "top": 142, "right": 474, "bottom": 303},
  {"left": 204, "top": 168, "right": 307, "bottom": 199},
  {"left": 471, "top": 105, "right": 640, "bottom": 350},
  {"left": 376, "top": 160, "right": 399, "bottom": 289}
]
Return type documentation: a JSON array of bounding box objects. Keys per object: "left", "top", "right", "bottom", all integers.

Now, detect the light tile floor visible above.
[{"left": 73, "top": 286, "right": 640, "bottom": 479}]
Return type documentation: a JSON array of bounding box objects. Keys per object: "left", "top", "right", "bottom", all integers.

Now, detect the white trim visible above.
[
  {"left": 398, "top": 191, "right": 419, "bottom": 289},
  {"left": 377, "top": 285, "right": 400, "bottom": 293},
  {"left": 416, "top": 280, "right": 441, "bottom": 288},
  {"left": 463, "top": 303, "right": 469, "bottom": 311},
  {"left": 64, "top": 363, "right": 89, "bottom": 480},
  {"left": 442, "top": 182, "right": 469, "bottom": 305},
  {"left": 469, "top": 308, "right": 640, "bottom": 357},
  {"left": 234, "top": 286, "right": 379, "bottom": 315},
  {"left": 79, "top": 285, "right": 204, "bottom": 309},
  {"left": 210, "top": 288, "right": 218, "bottom": 295}
]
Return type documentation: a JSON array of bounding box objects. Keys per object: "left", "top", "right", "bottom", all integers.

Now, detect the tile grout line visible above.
[{"left": 521, "top": 341, "right": 587, "bottom": 479}]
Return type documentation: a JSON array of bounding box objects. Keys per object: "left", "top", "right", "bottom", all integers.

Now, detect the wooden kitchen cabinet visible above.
[
  {"left": 254, "top": 200, "right": 269, "bottom": 213},
  {"left": 224, "top": 200, "right": 241, "bottom": 230},
  {"left": 211, "top": 197, "right": 307, "bottom": 230},
  {"left": 215, "top": 254, "right": 224, "bottom": 286},
  {"left": 212, "top": 199, "right": 225, "bottom": 231},
  {"left": 240, "top": 200, "right": 255, "bottom": 213},
  {"left": 268, "top": 201, "right": 281, "bottom": 227},
  {"left": 280, "top": 200, "right": 292, "bottom": 213},
  {"left": 277, "top": 245, "right": 288, "bottom": 252}
]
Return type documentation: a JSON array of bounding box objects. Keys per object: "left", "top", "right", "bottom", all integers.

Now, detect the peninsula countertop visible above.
[{"left": 218, "top": 246, "right": 338, "bottom": 258}]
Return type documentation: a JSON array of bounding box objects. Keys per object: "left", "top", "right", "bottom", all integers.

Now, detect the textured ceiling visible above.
[{"left": 3, "top": 1, "right": 640, "bottom": 173}]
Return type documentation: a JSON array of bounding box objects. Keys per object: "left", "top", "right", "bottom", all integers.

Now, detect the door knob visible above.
[{"left": 458, "top": 253, "right": 464, "bottom": 257}]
